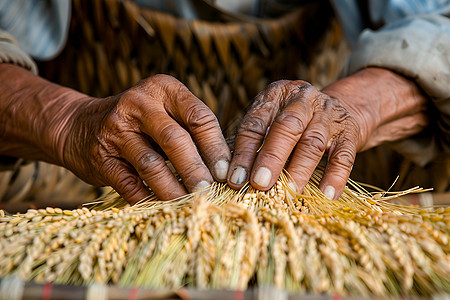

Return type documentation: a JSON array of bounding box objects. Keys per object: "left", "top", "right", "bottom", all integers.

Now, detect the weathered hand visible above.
[
  {"left": 227, "top": 68, "right": 428, "bottom": 200},
  {"left": 61, "top": 75, "right": 231, "bottom": 203},
  {"left": 227, "top": 80, "right": 362, "bottom": 200},
  {"left": 0, "top": 64, "right": 231, "bottom": 204}
]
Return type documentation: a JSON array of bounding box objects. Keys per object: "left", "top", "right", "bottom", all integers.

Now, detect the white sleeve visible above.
[
  {"left": 0, "top": 30, "right": 37, "bottom": 74},
  {"left": 343, "top": 14, "right": 450, "bottom": 166}
]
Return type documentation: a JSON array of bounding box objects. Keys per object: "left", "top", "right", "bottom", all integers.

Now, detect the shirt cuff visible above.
[
  {"left": 343, "top": 14, "right": 450, "bottom": 166},
  {"left": 0, "top": 30, "right": 38, "bottom": 74}
]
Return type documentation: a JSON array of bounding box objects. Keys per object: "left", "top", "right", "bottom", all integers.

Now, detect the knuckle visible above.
[
  {"left": 113, "top": 172, "right": 142, "bottom": 197},
  {"left": 331, "top": 145, "right": 355, "bottom": 169},
  {"left": 324, "top": 97, "right": 350, "bottom": 122},
  {"left": 293, "top": 81, "right": 318, "bottom": 96},
  {"left": 158, "top": 124, "right": 190, "bottom": 150},
  {"left": 259, "top": 150, "right": 287, "bottom": 167},
  {"left": 143, "top": 74, "right": 176, "bottom": 88},
  {"left": 185, "top": 104, "right": 218, "bottom": 131},
  {"left": 276, "top": 112, "right": 306, "bottom": 138},
  {"left": 181, "top": 160, "right": 205, "bottom": 178},
  {"left": 253, "top": 80, "right": 290, "bottom": 105},
  {"left": 151, "top": 74, "right": 173, "bottom": 82},
  {"left": 135, "top": 151, "right": 163, "bottom": 174},
  {"left": 288, "top": 166, "right": 311, "bottom": 185},
  {"left": 117, "top": 90, "right": 142, "bottom": 108},
  {"left": 237, "top": 116, "right": 267, "bottom": 138},
  {"left": 333, "top": 106, "right": 351, "bottom": 123},
  {"left": 266, "top": 79, "right": 290, "bottom": 90},
  {"left": 303, "top": 132, "right": 328, "bottom": 154}
]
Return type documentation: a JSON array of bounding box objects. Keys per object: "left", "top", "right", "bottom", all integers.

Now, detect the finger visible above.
[
  {"left": 171, "top": 88, "right": 231, "bottom": 182},
  {"left": 227, "top": 82, "right": 292, "bottom": 189},
  {"left": 285, "top": 110, "right": 333, "bottom": 193},
  {"left": 319, "top": 135, "right": 357, "bottom": 200},
  {"left": 140, "top": 109, "right": 214, "bottom": 192},
  {"left": 249, "top": 98, "right": 314, "bottom": 191},
  {"left": 120, "top": 134, "right": 187, "bottom": 200},
  {"left": 105, "top": 159, "right": 152, "bottom": 205}
]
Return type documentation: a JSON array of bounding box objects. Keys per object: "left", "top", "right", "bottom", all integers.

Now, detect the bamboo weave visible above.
[{"left": 39, "top": 0, "right": 343, "bottom": 135}]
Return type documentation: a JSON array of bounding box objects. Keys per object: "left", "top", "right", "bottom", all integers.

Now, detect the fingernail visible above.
[
  {"left": 214, "top": 160, "right": 229, "bottom": 181},
  {"left": 195, "top": 180, "right": 211, "bottom": 191},
  {"left": 253, "top": 167, "right": 272, "bottom": 188},
  {"left": 287, "top": 181, "right": 297, "bottom": 201},
  {"left": 323, "top": 185, "right": 335, "bottom": 200},
  {"left": 230, "top": 166, "right": 247, "bottom": 185}
]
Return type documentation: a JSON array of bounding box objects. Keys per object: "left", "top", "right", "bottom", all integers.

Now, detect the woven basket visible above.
[
  {"left": 0, "top": 160, "right": 104, "bottom": 213},
  {"left": 39, "top": 0, "right": 347, "bottom": 135},
  {"left": 35, "top": 0, "right": 450, "bottom": 199}
]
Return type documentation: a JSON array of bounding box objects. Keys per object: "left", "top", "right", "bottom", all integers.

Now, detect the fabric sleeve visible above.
[
  {"left": 0, "top": 0, "right": 71, "bottom": 61},
  {"left": 342, "top": 14, "right": 450, "bottom": 166},
  {"left": 0, "top": 29, "right": 37, "bottom": 74},
  {"left": 0, "top": 29, "right": 37, "bottom": 170}
]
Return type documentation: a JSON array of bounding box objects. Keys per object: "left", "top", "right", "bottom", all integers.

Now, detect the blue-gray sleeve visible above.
[
  {"left": 343, "top": 14, "right": 450, "bottom": 166},
  {"left": 0, "top": 29, "right": 37, "bottom": 74},
  {"left": 0, "top": 0, "right": 71, "bottom": 60}
]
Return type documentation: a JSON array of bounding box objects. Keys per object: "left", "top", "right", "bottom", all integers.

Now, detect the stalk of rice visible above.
[{"left": 0, "top": 168, "right": 448, "bottom": 297}]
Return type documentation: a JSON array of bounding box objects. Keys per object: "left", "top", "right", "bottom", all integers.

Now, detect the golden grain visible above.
[{"left": 0, "top": 169, "right": 448, "bottom": 296}]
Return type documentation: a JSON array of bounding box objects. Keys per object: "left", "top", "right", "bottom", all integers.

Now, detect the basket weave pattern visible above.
[{"left": 40, "top": 0, "right": 344, "bottom": 134}]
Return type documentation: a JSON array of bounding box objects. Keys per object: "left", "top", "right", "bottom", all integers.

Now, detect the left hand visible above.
[{"left": 226, "top": 68, "right": 428, "bottom": 200}]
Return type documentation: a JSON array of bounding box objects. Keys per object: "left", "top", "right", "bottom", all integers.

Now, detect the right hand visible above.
[
  {"left": 54, "top": 75, "right": 231, "bottom": 203},
  {"left": 226, "top": 68, "right": 428, "bottom": 200}
]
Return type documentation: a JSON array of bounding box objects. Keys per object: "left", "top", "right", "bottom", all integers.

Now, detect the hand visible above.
[
  {"left": 0, "top": 64, "right": 231, "bottom": 204},
  {"left": 227, "top": 68, "right": 428, "bottom": 199},
  {"left": 61, "top": 75, "right": 231, "bottom": 203}
]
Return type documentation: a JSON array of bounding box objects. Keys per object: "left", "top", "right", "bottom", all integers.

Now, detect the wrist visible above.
[
  {"left": 38, "top": 89, "right": 91, "bottom": 167},
  {"left": 0, "top": 64, "right": 90, "bottom": 165},
  {"left": 322, "top": 67, "right": 428, "bottom": 150}
]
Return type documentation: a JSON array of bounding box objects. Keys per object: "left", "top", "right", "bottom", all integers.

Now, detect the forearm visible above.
[
  {"left": 322, "top": 67, "right": 429, "bottom": 151},
  {"left": 0, "top": 63, "right": 88, "bottom": 164}
]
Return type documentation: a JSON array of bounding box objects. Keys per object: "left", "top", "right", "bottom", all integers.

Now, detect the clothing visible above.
[
  {"left": 330, "top": 0, "right": 450, "bottom": 46},
  {"left": 0, "top": 29, "right": 36, "bottom": 74},
  {"left": 0, "top": 0, "right": 70, "bottom": 60},
  {"left": 344, "top": 14, "right": 450, "bottom": 166}
]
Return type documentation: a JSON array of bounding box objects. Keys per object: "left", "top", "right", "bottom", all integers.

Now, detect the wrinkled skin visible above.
[
  {"left": 227, "top": 68, "right": 428, "bottom": 199},
  {"left": 228, "top": 81, "right": 360, "bottom": 200},
  {"left": 0, "top": 65, "right": 231, "bottom": 204},
  {"left": 62, "top": 75, "right": 232, "bottom": 203},
  {"left": 0, "top": 65, "right": 427, "bottom": 204}
]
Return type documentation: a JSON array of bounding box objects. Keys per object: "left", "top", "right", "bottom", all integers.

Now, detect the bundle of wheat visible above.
[{"left": 0, "top": 169, "right": 448, "bottom": 297}]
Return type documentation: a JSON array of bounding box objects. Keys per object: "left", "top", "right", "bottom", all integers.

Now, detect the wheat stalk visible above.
[{"left": 0, "top": 169, "right": 448, "bottom": 296}]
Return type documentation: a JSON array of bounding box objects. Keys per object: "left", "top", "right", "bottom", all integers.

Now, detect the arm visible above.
[
  {"left": 322, "top": 67, "right": 428, "bottom": 151},
  {"left": 227, "top": 13, "right": 450, "bottom": 200},
  {"left": 0, "top": 64, "right": 231, "bottom": 203},
  {"left": 344, "top": 14, "right": 450, "bottom": 165}
]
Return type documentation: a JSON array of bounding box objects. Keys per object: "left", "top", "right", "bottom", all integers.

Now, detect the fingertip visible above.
[
  {"left": 286, "top": 180, "right": 298, "bottom": 201},
  {"left": 251, "top": 166, "right": 274, "bottom": 190},
  {"left": 322, "top": 185, "right": 336, "bottom": 200},
  {"left": 213, "top": 159, "right": 229, "bottom": 182},
  {"left": 319, "top": 172, "right": 348, "bottom": 201},
  {"left": 115, "top": 182, "right": 152, "bottom": 205},
  {"left": 227, "top": 166, "right": 248, "bottom": 189}
]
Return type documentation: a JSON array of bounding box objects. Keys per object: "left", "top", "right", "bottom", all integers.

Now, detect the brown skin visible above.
[
  {"left": 0, "top": 63, "right": 428, "bottom": 204},
  {"left": 0, "top": 64, "right": 231, "bottom": 204},
  {"left": 227, "top": 67, "right": 428, "bottom": 200}
]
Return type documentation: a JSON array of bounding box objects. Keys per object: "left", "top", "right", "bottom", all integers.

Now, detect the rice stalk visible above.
[{"left": 0, "top": 168, "right": 448, "bottom": 296}]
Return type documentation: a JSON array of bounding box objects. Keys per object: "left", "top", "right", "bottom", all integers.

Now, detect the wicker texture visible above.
[
  {"left": 0, "top": 161, "right": 103, "bottom": 213},
  {"left": 39, "top": 0, "right": 343, "bottom": 134}
]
